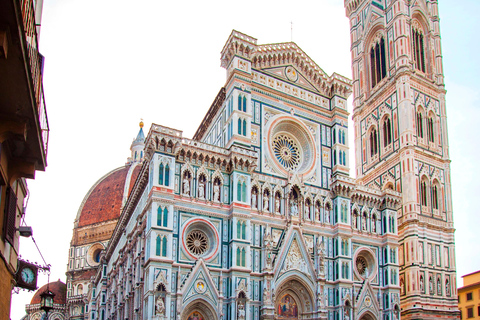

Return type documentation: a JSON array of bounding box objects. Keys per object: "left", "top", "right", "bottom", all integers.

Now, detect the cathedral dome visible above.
[
  {"left": 76, "top": 164, "right": 142, "bottom": 228},
  {"left": 30, "top": 280, "right": 67, "bottom": 305}
]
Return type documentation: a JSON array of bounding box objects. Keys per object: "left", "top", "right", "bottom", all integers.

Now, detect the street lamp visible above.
[{"left": 40, "top": 285, "right": 55, "bottom": 318}]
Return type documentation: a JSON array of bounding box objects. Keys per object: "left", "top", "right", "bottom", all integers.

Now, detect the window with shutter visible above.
[{"left": 3, "top": 186, "right": 17, "bottom": 245}]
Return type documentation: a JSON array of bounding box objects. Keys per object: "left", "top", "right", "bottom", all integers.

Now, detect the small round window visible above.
[
  {"left": 354, "top": 248, "right": 377, "bottom": 280},
  {"left": 186, "top": 230, "right": 209, "bottom": 256},
  {"left": 181, "top": 219, "right": 219, "bottom": 261}
]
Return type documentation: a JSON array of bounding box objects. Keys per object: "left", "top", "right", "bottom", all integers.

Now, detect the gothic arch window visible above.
[
  {"left": 157, "top": 206, "right": 168, "bottom": 227},
  {"left": 156, "top": 235, "right": 167, "bottom": 257},
  {"left": 238, "top": 95, "right": 242, "bottom": 111},
  {"left": 370, "top": 36, "right": 387, "bottom": 88},
  {"left": 416, "top": 107, "right": 424, "bottom": 138},
  {"left": 333, "top": 128, "right": 336, "bottom": 144},
  {"left": 427, "top": 114, "right": 435, "bottom": 143},
  {"left": 243, "top": 96, "right": 247, "bottom": 112},
  {"left": 236, "top": 246, "right": 246, "bottom": 267},
  {"left": 237, "top": 220, "right": 246, "bottom": 240},
  {"left": 432, "top": 180, "right": 440, "bottom": 210},
  {"left": 368, "top": 127, "right": 378, "bottom": 158},
  {"left": 238, "top": 118, "right": 242, "bottom": 135},
  {"left": 243, "top": 119, "right": 247, "bottom": 136},
  {"left": 382, "top": 117, "right": 392, "bottom": 147},
  {"left": 159, "top": 163, "right": 164, "bottom": 185},
  {"left": 420, "top": 176, "right": 429, "bottom": 207},
  {"left": 412, "top": 21, "right": 426, "bottom": 73}
]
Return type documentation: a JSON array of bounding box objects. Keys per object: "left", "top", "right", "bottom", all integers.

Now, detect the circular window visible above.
[
  {"left": 86, "top": 243, "right": 104, "bottom": 266},
  {"left": 354, "top": 248, "right": 377, "bottom": 280},
  {"left": 181, "top": 219, "right": 219, "bottom": 261},
  {"left": 272, "top": 135, "right": 301, "bottom": 170},
  {"left": 356, "top": 256, "right": 368, "bottom": 276},
  {"left": 267, "top": 116, "right": 317, "bottom": 176},
  {"left": 186, "top": 230, "right": 209, "bottom": 256}
]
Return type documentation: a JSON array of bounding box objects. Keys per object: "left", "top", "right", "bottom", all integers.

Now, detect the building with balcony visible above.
[
  {"left": 0, "top": 0, "right": 49, "bottom": 319},
  {"left": 458, "top": 271, "right": 480, "bottom": 319}
]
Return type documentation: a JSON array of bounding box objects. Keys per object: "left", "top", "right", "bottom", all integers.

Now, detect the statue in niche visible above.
[
  {"left": 237, "top": 300, "right": 246, "bottom": 320},
  {"left": 155, "top": 296, "right": 165, "bottom": 315},
  {"left": 371, "top": 218, "right": 376, "bottom": 232},
  {"left": 437, "top": 279, "right": 442, "bottom": 295},
  {"left": 198, "top": 179, "right": 205, "bottom": 199},
  {"left": 251, "top": 191, "right": 257, "bottom": 209},
  {"left": 290, "top": 200, "right": 298, "bottom": 217},
  {"left": 429, "top": 277, "right": 434, "bottom": 293},
  {"left": 213, "top": 182, "right": 220, "bottom": 202},
  {"left": 446, "top": 280, "right": 450, "bottom": 296},
  {"left": 420, "top": 276, "right": 424, "bottom": 292},
  {"left": 305, "top": 205, "right": 311, "bottom": 220},
  {"left": 324, "top": 210, "right": 330, "bottom": 224},
  {"left": 263, "top": 193, "right": 269, "bottom": 211},
  {"left": 362, "top": 216, "right": 367, "bottom": 231},
  {"left": 275, "top": 196, "right": 280, "bottom": 214},
  {"left": 183, "top": 177, "right": 190, "bottom": 196},
  {"left": 352, "top": 215, "right": 357, "bottom": 229},
  {"left": 344, "top": 308, "right": 350, "bottom": 320},
  {"left": 315, "top": 205, "right": 320, "bottom": 221}
]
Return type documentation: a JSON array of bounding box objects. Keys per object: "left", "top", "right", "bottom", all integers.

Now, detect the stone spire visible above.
[{"left": 130, "top": 120, "right": 145, "bottom": 163}]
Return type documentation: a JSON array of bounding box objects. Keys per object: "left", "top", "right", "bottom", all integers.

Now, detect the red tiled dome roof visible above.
[
  {"left": 30, "top": 280, "right": 67, "bottom": 305},
  {"left": 77, "top": 164, "right": 141, "bottom": 228}
]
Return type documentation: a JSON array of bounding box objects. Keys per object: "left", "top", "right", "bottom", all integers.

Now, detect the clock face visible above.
[{"left": 21, "top": 267, "right": 35, "bottom": 284}]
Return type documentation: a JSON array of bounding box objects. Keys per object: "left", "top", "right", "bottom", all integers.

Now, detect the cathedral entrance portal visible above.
[
  {"left": 181, "top": 299, "right": 218, "bottom": 320},
  {"left": 274, "top": 277, "right": 314, "bottom": 319}
]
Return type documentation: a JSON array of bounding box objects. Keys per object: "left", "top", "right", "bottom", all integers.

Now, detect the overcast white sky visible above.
[{"left": 10, "top": 0, "right": 480, "bottom": 318}]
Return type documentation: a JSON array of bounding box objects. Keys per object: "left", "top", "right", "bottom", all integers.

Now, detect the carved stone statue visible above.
[
  {"left": 315, "top": 205, "right": 320, "bottom": 221},
  {"left": 183, "top": 178, "right": 190, "bottom": 195},
  {"left": 325, "top": 210, "right": 330, "bottom": 224},
  {"left": 251, "top": 192, "right": 257, "bottom": 209},
  {"left": 420, "top": 276, "right": 424, "bottom": 292},
  {"left": 362, "top": 216, "right": 367, "bottom": 230},
  {"left": 237, "top": 301, "right": 245, "bottom": 320},
  {"left": 213, "top": 184, "right": 220, "bottom": 202},
  {"left": 290, "top": 201, "right": 298, "bottom": 216},
  {"left": 344, "top": 308, "right": 350, "bottom": 320},
  {"left": 198, "top": 181, "right": 205, "bottom": 199},
  {"left": 371, "top": 218, "right": 376, "bottom": 232},
  {"left": 305, "top": 205, "right": 310, "bottom": 220},
  {"left": 446, "top": 281, "right": 450, "bottom": 296},
  {"left": 352, "top": 215, "right": 357, "bottom": 229},
  {"left": 429, "top": 277, "right": 434, "bottom": 293},
  {"left": 275, "top": 197, "right": 280, "bottom": 213},
  {"left": 263, "top": 195, "right": 269, "bottom": 211},
  {"left": 155, "top": 296, "right": 165, "bottom": 315}
]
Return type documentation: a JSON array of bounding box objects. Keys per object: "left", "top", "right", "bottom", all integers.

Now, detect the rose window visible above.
[
  {"left": 272, "top": 135, "right": 301, "bottom": 171},
  {"left": 356, "top": 256, "right": 368, "bottom": 276},
  {"left": 186, "top": 230, "right": 209, "bottom": 256}
]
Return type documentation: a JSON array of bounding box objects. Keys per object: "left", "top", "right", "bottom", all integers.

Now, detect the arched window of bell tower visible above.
[
  {"left": 427, "top": 112, "right": 436, "bottom": 143},
  {"left": 432, "top": 179, "right": 441, "bottom": 211},
  {"left": 368, "top": 126, "right": 379, "bottom": 159},
  {"left": 420, "top": 176, "right": 430, "bottom": 208},
  {"left": 411, "top": 19, "right": 426, "bottom": 73},
  {"left": 369, "top": 35, "right": 387, "bottom": 88},
  {"left": 382, "top": 116, "right": 392, "bottom": 148},
  {"left": 416, "top": 107, "right": 425, "bottom": 139}
]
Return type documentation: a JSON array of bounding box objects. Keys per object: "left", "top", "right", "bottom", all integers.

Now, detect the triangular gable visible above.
[
  {"left": 273, "top": 226, "right": 317, "bottom": 282},
  {"left": 355, "top": 279, "right": 380, "bottom": 317},
  {"left": 262, "top": 65, "right": 320, "bottom": 93},
  {"left": 180, "top": 259, "right": 219, "bottom": 305}
]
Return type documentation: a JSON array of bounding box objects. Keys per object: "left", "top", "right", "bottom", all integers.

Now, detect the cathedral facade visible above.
[{"left": 63, "top": 1, "right": 458, "bottom": 319}]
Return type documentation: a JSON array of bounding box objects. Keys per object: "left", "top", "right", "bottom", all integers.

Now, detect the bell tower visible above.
[{"left": 344, "top": 0, "right": 459, "bottom": 319}]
